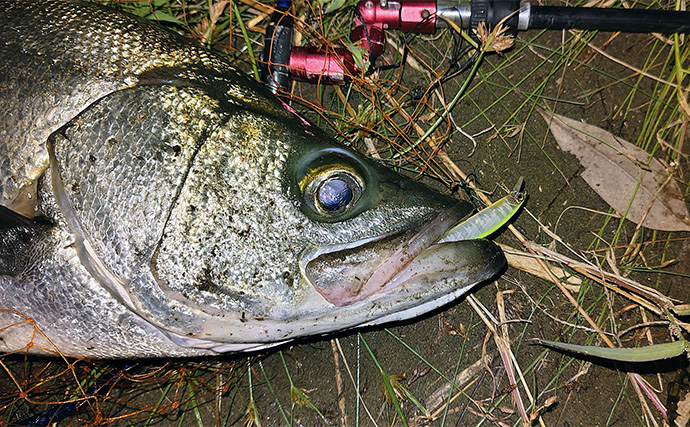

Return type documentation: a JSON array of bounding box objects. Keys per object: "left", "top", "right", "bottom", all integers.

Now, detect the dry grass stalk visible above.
[{"left": 474, "top": 21, "right": 514, "bottom": 53}]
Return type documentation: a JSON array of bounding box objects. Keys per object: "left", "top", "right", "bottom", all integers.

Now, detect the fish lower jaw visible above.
[
  {"left": 359, "top": 280, "right": 478, "bottom": 328},
  {"left": 126, "top": 239, "right": 504, "bottom": 356}
]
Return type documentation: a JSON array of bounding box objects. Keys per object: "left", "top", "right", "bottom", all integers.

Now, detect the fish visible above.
[{"left": 0, "top": 0, "right": 506, "bottom": 358}]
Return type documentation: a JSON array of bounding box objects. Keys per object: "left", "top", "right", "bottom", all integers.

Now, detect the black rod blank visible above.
[{"left": 526, "top": 5, "right": 690, "bottom": 33}]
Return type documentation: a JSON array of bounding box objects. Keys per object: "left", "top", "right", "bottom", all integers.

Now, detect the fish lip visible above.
[{"left": 300, "top": 204, "right": 472, "bottom": 307}]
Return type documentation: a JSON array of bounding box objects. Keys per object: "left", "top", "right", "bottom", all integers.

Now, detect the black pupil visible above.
[{"left": 318, "top": 179, "right": 353, "bottom": 211}]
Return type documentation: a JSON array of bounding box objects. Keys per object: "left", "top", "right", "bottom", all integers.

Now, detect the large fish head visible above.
[{"left": 47, "top": 76, "right": 505, "bottom": 354}]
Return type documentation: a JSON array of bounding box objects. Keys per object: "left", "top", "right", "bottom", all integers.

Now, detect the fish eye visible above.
[
  {"left": 316, "top": 174, "right": 355, "bottom": 212},
  {"left": 302, "top": 167, "right": 365, "bottom": 218},
  {"left": 318, "top": 178, "right": 352, "bottom": 211}
]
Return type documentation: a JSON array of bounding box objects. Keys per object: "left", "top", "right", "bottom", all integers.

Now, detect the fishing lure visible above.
[{"left": 440, "top": 179, "right": 526, "bottom": 242}]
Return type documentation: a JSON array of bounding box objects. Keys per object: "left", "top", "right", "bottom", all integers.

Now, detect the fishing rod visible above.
[{"left": 261, "top": 0, "right": 690, "bottom": 90}]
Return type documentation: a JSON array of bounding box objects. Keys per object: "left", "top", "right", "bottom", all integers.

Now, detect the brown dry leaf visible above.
[
  {"left": 498, "top": 243, "right": 582, "bottom": 291},
  {"left": 673, "top": 388, "right": 690, "bottom": 427},
  {"left": 538, "top": 108, "right": 690, "bottom": 232}
]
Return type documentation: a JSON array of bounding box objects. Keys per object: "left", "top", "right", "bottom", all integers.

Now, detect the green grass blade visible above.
[{"left": 533, "top": 339, "right": 690, "bottom": 362}]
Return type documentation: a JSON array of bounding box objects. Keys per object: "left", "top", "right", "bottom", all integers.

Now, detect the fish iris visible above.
[{"left": 317, "top": 179, "right": 353, "bottom": 211}]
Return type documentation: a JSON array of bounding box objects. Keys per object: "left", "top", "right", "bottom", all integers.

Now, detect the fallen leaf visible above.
[
  {"left": 538, "top": 108, "right": 690, "bottom": 232},
  {"left": 498, "top": 243, "right": 582, "bottom": 291},
  {"left": 675, "top": 387, "right": 690, "bottom": 427}
]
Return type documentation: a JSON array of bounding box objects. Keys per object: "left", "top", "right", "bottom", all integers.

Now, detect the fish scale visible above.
[
  {"left": 0, "top": 0, "right": 505, "bottom": 358},
  {"left": 50, "top": 84, "right": 221, "bottom": 280},
  {"left": 0, "top": 0, "right": 236, "bottom": 213}
]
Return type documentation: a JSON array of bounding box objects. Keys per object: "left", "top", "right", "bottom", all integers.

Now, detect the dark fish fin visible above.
[
  {"left": 136, "top": 66, "right": 229, "bottom": 89},
  {"left": 0, "top": 205, "right": 51, "bottom": 230}
]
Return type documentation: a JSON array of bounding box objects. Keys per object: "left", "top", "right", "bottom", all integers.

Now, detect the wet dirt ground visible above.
[{"left": 1, "top": 6, "right": 689, "bottom": 427}]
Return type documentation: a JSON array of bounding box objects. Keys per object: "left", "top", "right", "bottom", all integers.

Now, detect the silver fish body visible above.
[{"left": 0, "top": 0, "right": 505, "bottom": 358}]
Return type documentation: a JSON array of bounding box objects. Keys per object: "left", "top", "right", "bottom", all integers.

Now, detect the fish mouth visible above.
[{"left": 302, "top": 204, "right": 503, "bottom": 307}]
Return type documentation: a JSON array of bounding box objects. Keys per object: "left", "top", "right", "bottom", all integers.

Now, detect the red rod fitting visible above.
[
  {"left": 355, "top": 0, "right": 438, "bottom": 33},
  {"left": 288, "top": 46, "right": 359, "bottom": 84},
  {"left": 350, "top": 25, "right": 385, "bottom": 58},
  {"left": 285, "top": 0, "right": 441, "bottom": 85}
]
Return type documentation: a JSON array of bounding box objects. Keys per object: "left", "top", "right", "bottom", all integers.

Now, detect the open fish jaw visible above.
[{"left": 303, "top": 205, "right": 495, "bottom": 306}]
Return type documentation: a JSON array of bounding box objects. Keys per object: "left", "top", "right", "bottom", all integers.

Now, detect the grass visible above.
[{"left": 1, "top": 0, "right": 689, "bottom": 425}]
